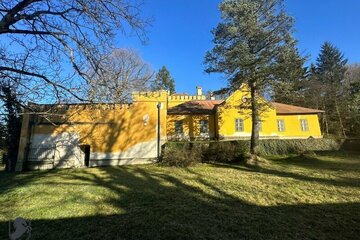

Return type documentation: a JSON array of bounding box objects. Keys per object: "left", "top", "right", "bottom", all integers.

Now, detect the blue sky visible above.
[{"left": 116, "top": 0, "right": 360, "bottom": 95}]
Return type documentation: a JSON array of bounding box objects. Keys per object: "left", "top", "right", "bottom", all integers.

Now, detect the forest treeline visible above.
[{"left": 273, "top": 42, "right": 360, "bottom": 138}]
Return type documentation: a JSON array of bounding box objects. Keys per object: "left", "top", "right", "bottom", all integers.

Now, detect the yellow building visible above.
[
  {"left": 16, "top": 91, "right": 168, "bottom": 170},
  {"left": 166, "top": 85, "right": 323, "bottom": 140},
  {"left": 16, "top": 85, "right": 323, "bottom": 170}
]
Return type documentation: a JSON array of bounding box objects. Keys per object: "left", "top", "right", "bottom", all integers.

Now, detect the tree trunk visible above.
[
  {"left": 322, "top": 104, "right": 329, "bottom": 136},
  {"left": 334, "top": 100, "right": 346, "bottom": 138},
  {"left": 250, "top": 82, "right": 260, "bottom": 156}
]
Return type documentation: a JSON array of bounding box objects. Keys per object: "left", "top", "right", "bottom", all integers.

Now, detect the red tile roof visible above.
[
  {"left": 273, "top": 102, "right": 324, "bottom": 114},
  {"left": 168, "top": 100, "right": 224, "bottom": 114},
  {"left": 168, "top": 100, "right": 324, "bottom": 115}
]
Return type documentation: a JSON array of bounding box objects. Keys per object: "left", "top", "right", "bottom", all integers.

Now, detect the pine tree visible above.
[
  {"left": 205, "top": 0, "right": 297, "bottom": 160},
  {"left": 315, "top": 42, "right": 348, "bottom": 137},
  {"left": 151, "top": 66, "right": 176, "bottom": 94},
  {"left": 0, "top": 122, "right": 5, "bottom": 157},
  {"left": 316, "top": 42, "right": 348, "bottom": 84},
  {"left": 344, "top": 65, "right": 360, "bottom": 136},
  {"left": 272, "top": 41, "right": 307, "bottom": 105},
  {"left": 1, "top": 85, "right": 21, "bottom": 172}
]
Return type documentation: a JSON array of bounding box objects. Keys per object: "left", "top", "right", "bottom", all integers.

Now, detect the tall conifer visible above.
[{"left": 205, "top": 0, "right": 298, "bottom": 160}]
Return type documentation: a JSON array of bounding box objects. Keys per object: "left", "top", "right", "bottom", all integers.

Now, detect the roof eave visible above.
[{"left": 276, "top": 111, "right": 324, "bottom": 115}]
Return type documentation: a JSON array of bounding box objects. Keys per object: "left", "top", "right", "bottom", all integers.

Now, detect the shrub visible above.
[
  {"left": 257, "top": 138, "right": 342, "bottom": 155},
  {"left": 0, "top": 150, "right": 3, "bottom": 163},
  {"left": 161, "top": 143, "right": 203, "bottom": 167},
  {"left": 162, "top": 138, "right": 342, "bottom": 167},
  {"left": 204, "top": 141, "right": 248, "bottom": 163},
  {"left": 340, "top": 139, "right": 360, "bottom": 152}
]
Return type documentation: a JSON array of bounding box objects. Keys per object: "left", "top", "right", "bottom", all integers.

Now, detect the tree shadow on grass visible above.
[
  {"left": 268, "top": 151, "right": 360, "bottom": 171},
  {"left": 1, "top": 165, "right": 359, "bottom": 240},
  {"left": 209, "top": 159, "right": 360, "bottom": 189}
]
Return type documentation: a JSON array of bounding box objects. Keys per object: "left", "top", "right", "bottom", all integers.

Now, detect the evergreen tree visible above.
[
  {"left": 344, "top": 65, "right": 360, "bottom": 136},
  {"left": 316, "top": 42, "right": 348, "bottom": 84},
  {"left": 314, "top": 42, "right": 348, "bottom": 137},
  {"left": 151, "top": 66, "right": 176, "bottom": 94},
  {"left": 0, "top": 85, "right": 21, "bottom": 172},
  {"left": 272, "top": 41, "right": 307, "bottom": 105},
  {"left": 0, "top": 122, "right": 5, "bottom": 158},
  {"left": 205, "top": 0, "right": 297, "bottom": 160},
  {"left": 304, "top": 63, "right": 322, "bottom": 107}
]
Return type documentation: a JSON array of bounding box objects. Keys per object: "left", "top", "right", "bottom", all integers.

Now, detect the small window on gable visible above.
[
  {"left": 200, "top": 120, "right": 209, "bottom": 133},
  {"left": 300, "top": 119, "right": 309, "bottom": 131},
  {"left": 277, "top": 119, "right": 285, "bottom": 132},
  {"left": 175, "top": 120, "right": 183, "bottom": 134},
  {"left": 235, "top": 119, "right": 244, "bottom": 132}
]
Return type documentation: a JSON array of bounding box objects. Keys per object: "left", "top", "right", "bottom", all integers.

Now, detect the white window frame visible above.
[
  {"left": 235, "top": 118, "right": 244, "bottom": 132},
  {"left": 277, "top": 119, "right": 285, "bottom": 132},
  {"left": 300, "top": 119, "right": 309, "bottom": 131}
]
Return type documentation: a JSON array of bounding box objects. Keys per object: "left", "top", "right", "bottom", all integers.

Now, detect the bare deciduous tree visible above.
[
  {"left": 88, "top": 48, "right": 153, "bottom": 103},
  {"left": 0, "top": 0, "right": 150, "bottom": 105}
]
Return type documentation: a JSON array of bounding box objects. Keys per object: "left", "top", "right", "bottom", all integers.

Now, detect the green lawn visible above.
[{"left": 1, "top": 151, "right": 359, "bottom": 239}]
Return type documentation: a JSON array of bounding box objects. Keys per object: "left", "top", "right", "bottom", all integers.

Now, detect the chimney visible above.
[{"left": 196, "top": 86, "right": 203, "bottom": 96}]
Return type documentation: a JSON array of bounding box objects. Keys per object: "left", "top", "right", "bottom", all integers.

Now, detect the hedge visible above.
[
  {"left": 161, "top": 138, "right": 344, "bottom": 166},
  {"left": 257, "top": 138, "right": 342, "bottom": 155}
]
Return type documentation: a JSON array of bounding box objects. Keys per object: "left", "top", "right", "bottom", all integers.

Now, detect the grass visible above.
[{"left": 0, "top": 151, "right": 359, "bottom": 239}]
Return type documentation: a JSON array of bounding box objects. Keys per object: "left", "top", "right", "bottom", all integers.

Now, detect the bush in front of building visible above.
[
  {"left": 161, "top": 141, "right": 248, "bottom": 165},
  {"left": 162, "top": 138, "right": 343, "bottom": 167},
  {"left": 257, "top": 138, "right": 342, "bottom": 155},
  {"left": 204, "top": 141, "right": 248, "bottom": 163},
  {"left": 161, "top": 142, "right": 204, "bottom": 167}
]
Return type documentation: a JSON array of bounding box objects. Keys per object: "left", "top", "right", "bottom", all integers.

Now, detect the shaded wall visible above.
[
  {"left": 18, "top": 91, "right": 168, "bottom": 170},
  {"left": 167, "top": 114, "right": 216, "bottom": 140}
]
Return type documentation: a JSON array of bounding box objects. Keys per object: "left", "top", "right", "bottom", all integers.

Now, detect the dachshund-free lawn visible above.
[{"left": 0, "top": 151, "right": 359, "bottom": 239}]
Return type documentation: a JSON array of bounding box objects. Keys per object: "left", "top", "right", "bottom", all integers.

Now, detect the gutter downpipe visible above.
[{"left": 157, "top": 102, "right": 161, "bottom": 161}]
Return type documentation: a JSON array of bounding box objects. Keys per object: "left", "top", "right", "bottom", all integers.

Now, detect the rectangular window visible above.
[
  {"left": 300, "top": 119, "right": 309, "bottom": 131},
  {"left": 277, "top": 119, "right": 285, "bottom": 132},
  {"left": 235, "top": 119, "right": 244, "bottom": 132},
  {"left": 200, "top": 120, "right": 209, "bottom": 133},
  {"left": 175, "top": 120, "right": 183, "bottom": 134}
]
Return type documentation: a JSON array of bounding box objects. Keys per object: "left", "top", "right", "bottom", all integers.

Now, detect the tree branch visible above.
[
  {"left": 0, "top": 0, "right": 41, "bottom": 29},
  {"left": 0, "top": 28, "right": 63, "bottom": 35},
  {"left": 0, "top": 66, "right": 86, "bottom": 101}
]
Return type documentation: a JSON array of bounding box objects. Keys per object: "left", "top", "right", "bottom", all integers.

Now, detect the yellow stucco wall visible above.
[
  {"left": 132, "top": 91, "right": 168, "bottom": 103},
  {"left": 167, "top": 114, "right": 216, "bottom": 140},
  {"left": 32, "top": 101, "right": 167, "bottom": 153},
  {"left": 217, "top": 86, "right": 322, "bottom": 139},
  {"left": 218, "top": 86, "right": 275, "bottom": 138},
  {"left": 276, "top": 114, "right": 322, "bottom": 138},
  {"left": 15, "top": 90, "right": 170, "bottom": 170},
  {"left": 23, "top": 90, "right": 169, "bottom": 169},
  {"left": 167, "top": 95, "right": 206, "bottom": 108}
]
